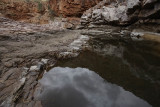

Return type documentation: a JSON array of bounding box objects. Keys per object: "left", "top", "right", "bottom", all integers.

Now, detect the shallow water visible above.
[
  {"left": 39, "top": 38, "right": 160, "bottom": 107},
  {"left": 39, "top": 67, "right": 151, "bottom": 107}
]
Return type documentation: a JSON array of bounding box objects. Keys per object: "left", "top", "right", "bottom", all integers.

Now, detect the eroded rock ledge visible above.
[{"left": 81, "top": 0, "right": 160, "bottom": 27}]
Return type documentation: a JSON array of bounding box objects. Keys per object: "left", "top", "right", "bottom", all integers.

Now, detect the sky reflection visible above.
[{"left": 38, "top": 67, "right": 151, "bottom": 107}]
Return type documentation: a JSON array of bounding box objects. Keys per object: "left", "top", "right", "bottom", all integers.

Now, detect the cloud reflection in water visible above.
[{"left": 38, "top": 67, "right": 151, "bottom": 107}]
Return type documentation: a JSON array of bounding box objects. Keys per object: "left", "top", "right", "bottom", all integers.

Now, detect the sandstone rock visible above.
[
  {"left": 0, "top": 0, "right": 102, "bottom": 24},
  {"left": 49, "top": 0, "right": 102, "bottom": 17},
  {"left": 0, "top": 0, "right": 50, "bottom": 24}
]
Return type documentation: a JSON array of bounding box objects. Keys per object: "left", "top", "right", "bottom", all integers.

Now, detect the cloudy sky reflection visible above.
[{"left": 39, "top": 67, "right": 151, "bottom": 107}]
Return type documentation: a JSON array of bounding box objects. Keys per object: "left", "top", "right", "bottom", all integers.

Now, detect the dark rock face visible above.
[
  {"left": 139, "top": 0, "right": 160, "bottom": 19},
  {"left": 81, "top": 0, "right": 160, "bottom": 27}
]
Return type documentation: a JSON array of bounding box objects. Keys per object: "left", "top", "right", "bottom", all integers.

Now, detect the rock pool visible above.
[{"left": 38, "top": 38, "right": 160, "bottom": 107}]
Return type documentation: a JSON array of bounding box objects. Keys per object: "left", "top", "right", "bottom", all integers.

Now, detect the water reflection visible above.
[{"left": 39, "top": 67, "right": 151, "bottom": 107}]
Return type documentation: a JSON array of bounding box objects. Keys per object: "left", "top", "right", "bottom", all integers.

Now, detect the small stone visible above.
[
  {"left": 41, "top": 58, "right": 49, "bottom": 64},
  {"left": 29, "top": 66, "right": 39, "bottom": 72}
]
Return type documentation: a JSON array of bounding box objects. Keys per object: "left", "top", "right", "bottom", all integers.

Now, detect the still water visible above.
[
  {"left": 39, "top": 38, "right": 160, "bottom": 107},
  {"left": 39, "top": 67, "right": 151, "bottom": 107}
]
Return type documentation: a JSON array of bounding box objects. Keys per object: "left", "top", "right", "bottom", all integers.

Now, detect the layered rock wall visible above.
[
  {"left": 81, "top": 0, "right": 160, "bottom": 27},
  {"left": 0, "top": 0, "right": 103, "bottom": 23},
  {"left": 0, "top": 0, "right": 50, "bottom": 24}
]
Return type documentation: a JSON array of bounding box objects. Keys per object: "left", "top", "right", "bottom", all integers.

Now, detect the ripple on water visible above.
[{"left": 38, "top": 67, "right": 151, "bottom": 107}]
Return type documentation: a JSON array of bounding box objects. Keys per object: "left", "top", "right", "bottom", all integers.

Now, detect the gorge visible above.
[{"left": 0, "top": 0, "right": 160, "bottom": 107}]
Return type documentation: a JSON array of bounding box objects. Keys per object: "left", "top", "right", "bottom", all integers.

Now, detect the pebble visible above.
[
  {"left": 29, "top": 66, "right": 39, "bottom": 72},
  {"left": 41, "top": 58, "right": 49, "bottom": 64}
]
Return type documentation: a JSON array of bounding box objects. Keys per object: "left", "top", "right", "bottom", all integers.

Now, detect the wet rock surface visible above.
[
  {"left": 0, "top": 17, "right": 89, "bottom": 106},
  {"left": 0, "top": 0, "right": 103, "bottom": 23},
  {"left": 81, "top": 23, "right": 160, "bottom": 44}
]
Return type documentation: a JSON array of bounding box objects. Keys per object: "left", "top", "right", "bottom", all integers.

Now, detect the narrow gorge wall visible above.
[
  {"left": 0, "top": 0, "right": 51, "bottom": 24},
  {"left": 0, "top": 0, "right": 103, "bottom": 24}
]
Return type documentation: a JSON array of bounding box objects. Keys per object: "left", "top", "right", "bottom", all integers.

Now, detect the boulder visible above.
[{"left": 80, "top": 0, "right": 160, "bottom": 27}]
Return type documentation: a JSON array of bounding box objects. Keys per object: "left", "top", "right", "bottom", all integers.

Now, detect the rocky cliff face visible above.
[
  {"left": 49, "top": 0, "right": 102, "bottom": 17},
  {"left": 0, "top": 0, "right": 50, "bottom": 24},
  {"left": 0, "top": 0, "right": 103, "bottom": 24},
  {"left": 81, "top": 0, "right": 160, "bottom": 27}
]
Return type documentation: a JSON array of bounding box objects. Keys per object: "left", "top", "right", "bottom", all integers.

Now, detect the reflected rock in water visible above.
[{"left": 38, "top": 67, "right": 151, "bottom": 107}]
